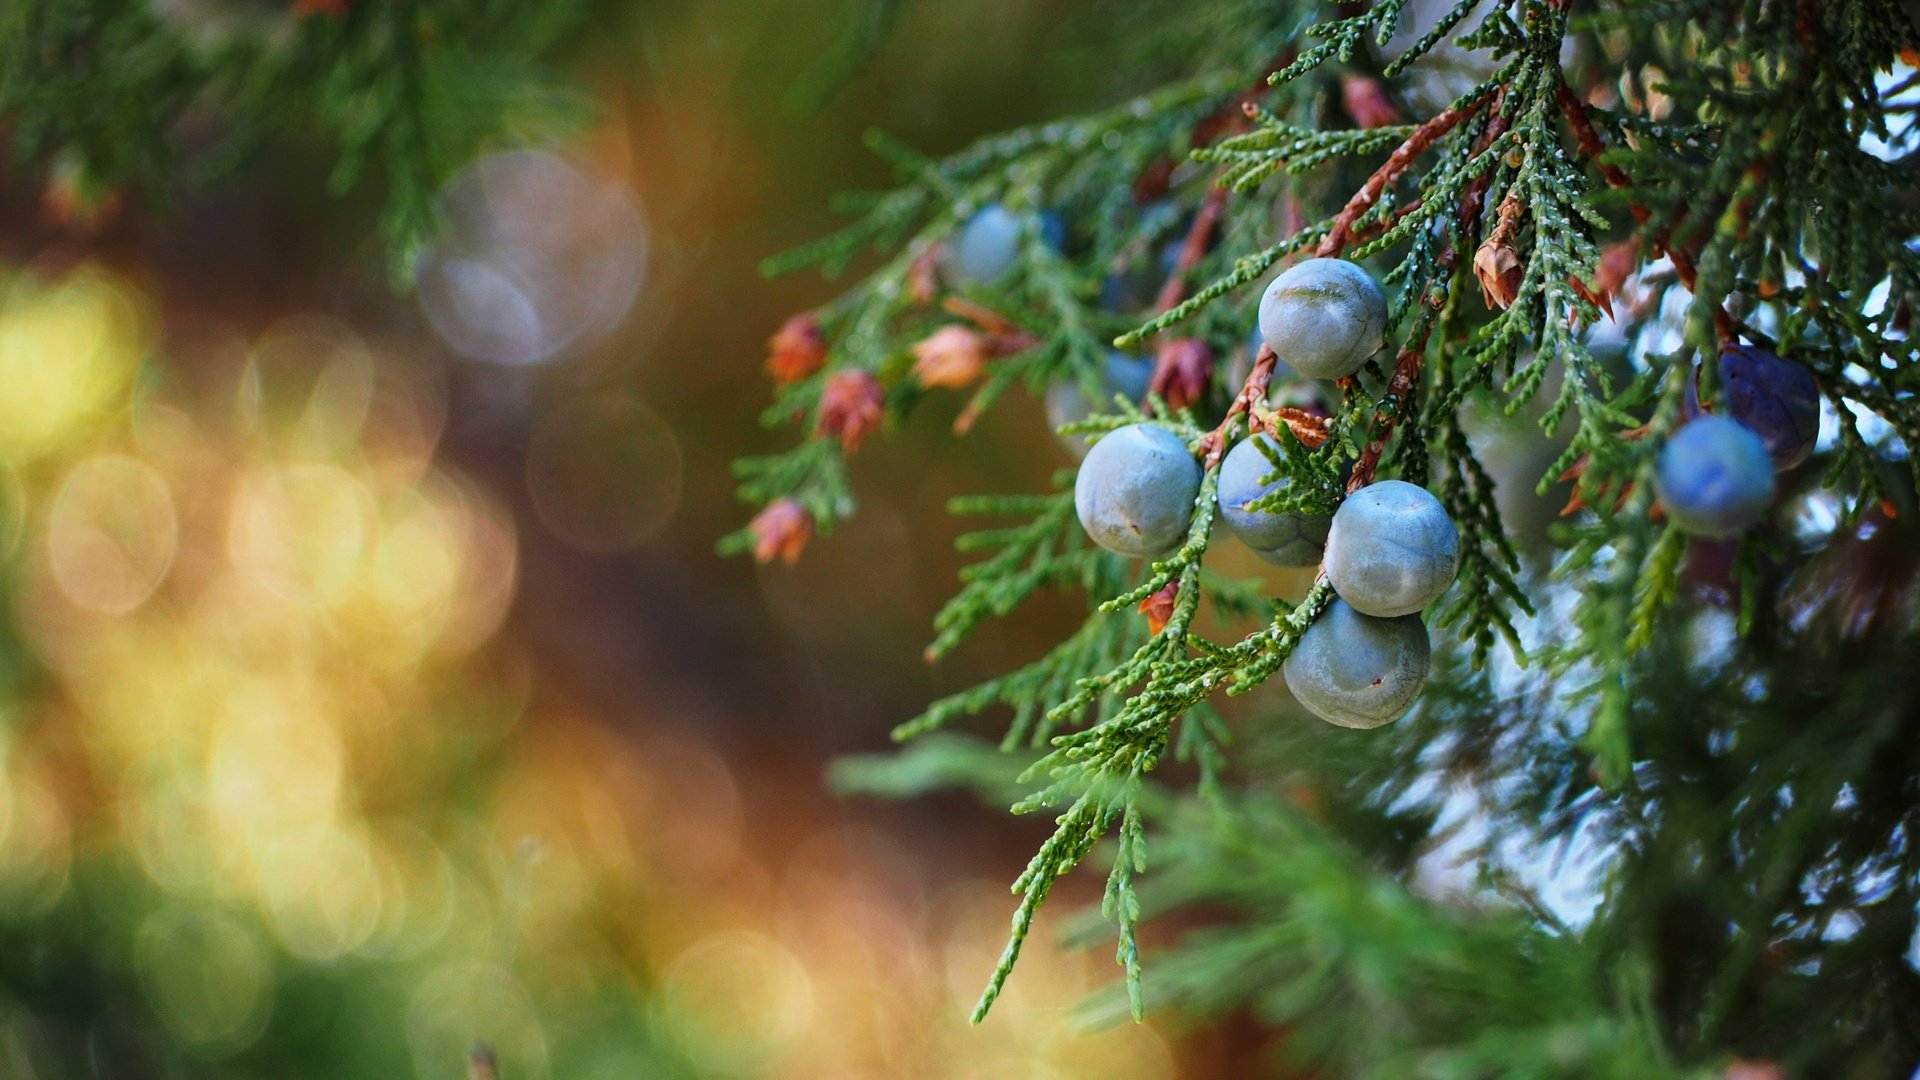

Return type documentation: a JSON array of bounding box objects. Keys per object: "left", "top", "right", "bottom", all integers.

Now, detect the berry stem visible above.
[
  {"left": 1198, "top": 345, "right": 1277, "bottom": 470},
  {"left": 1204, "top": 94, "right": 1492, "bottom": 477},
  {"left": 1346, "top": 332, "right": 1432, "bottom": 493}
]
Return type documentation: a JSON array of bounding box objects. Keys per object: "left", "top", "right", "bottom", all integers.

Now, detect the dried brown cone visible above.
[
  {"left": 1474, "top": 192, "right": 1527, "bottom": 310},
  {"left": 1592, "top": 239, "right": 1642, "bottom": 313},
  {"left": 906, "top": 247, "right": 941, "bottom": 305}
]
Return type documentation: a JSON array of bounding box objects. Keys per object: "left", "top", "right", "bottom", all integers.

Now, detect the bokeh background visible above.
[{"left": 0, "top": 0, "right": 1308, "bottom": 1076}]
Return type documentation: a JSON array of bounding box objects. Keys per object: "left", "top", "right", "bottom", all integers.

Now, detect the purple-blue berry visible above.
[
  {"left": 1282, "top": 599, "right": 1431, "bottom": 729},
  {"left": 1216, "top": 435, "right": 1330, "bottom": 566},
  {"left": 1654, "top": 414, "right": 1777, "bottom": 538},
  {"left": 1074, "top": 422, "right": 1200, "bottom": 557},
  {"left": 1685, "top": 344, "right": 1819, "bottom": 472},
  {"left": 1258, "top": 258, "right": 1387, "bottom": 380},
  {"left": 1324, "top": 480, "right": 1460, "bottom": 617}
]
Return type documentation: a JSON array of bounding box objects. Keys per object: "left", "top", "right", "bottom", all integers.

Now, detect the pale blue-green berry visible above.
[
  {"left": 1475, "top": 429, "right": 1565, "bottom": 557},
  {"left": 949, "top": 204, "right": 1062, "bottom": 286},
  {"left": 1282, "top": 599, "right": 1431, "bottom": 729},
  {"left": 1074, "top": 422, "right": 1200, "bottom": 557},
  {"left": 949, "top": 204, "right": 1020, "bottom": 285},
  {"left": 1324, "top": 480, "right": 1460, "bottom": 617},
  {"left": 1654, "top": 414, "right": 1776, "bottom": 537},
  {"left": 1216, "top": 435, "right": 1330, "bottom": 566},
  {"left": 1257, "top": 258, "right": 1387, "bottom": 379},
  {"left": 1045, "top": 351, "right": 1154, "bottom": 459}
]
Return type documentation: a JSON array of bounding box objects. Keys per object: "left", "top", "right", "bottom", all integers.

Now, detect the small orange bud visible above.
[
  {"left": 39, "top": 157, "right": 121, "bottom": 231},
  {"left": 765, "top": 312, "right": 829, "bottom": 385},
  {"left": 749, "top": 499, "right": 814, "bottom": 566},
  {"left": 911, "top": 325, "right": 990, "bottom": 389},
  {"left": 817, "top": 370, "right": 885, "bottom": 453},
  {"left": 1138, "top": 581, "right": 1179, "bottom": 636}
]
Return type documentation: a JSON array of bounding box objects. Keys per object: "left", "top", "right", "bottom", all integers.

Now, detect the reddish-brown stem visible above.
[
  {"left": 1136, "top": 70, "right": 1270, "bottom": 322},
  {"left": 1199, "top": 95, "right": 1495, "bottom": 477},
  {"left": 1458, "top": 99, "right": 1510, "bottom": 237},
  {"left": 1345, "top": 332, "right": 1433, "bottom": 493},
  {"left": 1794, "top": 0, "right": 1818, "bottom": 50},
  {"left": 1347, "top": 197, "right": 1425, "bottom": 248},
  {"left": 1196, "top": 95, "right": 1494, "bottom": 473},
  {"left": 1136, "top": 80, "right": 1270, "bottom": 419},
  {"left": 1144, "top": 174, "right": 1236, "bottom": 418},
  {"left": 1340, "top": 107, "right": 1503, "bottom": 494},
  {"left": 942, "top": 295, "right": 1022, "bottom": 337},
  {"left": 1135, "top": 59, "right": 1285, "bottom": 198},
  {"left": 1315, "top": 91, "right": 1495, "bottom": 259},
  {"left": 1152, "top": 181, "right": 1234, "bottom": 313},
  {"left": 1198, "top": 346, "right": 1277, "bottom": 469}
]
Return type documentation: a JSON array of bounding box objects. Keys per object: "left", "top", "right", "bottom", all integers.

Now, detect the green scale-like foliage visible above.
[{"left": 736, "top": 0, "right": 1920, "bottom": 1069}]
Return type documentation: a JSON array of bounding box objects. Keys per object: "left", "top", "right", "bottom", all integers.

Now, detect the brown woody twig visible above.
[
  {"left": 1314, "top": 89, "right": 1496, "bottom": 260},
  {"left": 1338, "top": 92, "right": 1507, "bottom": 493}
]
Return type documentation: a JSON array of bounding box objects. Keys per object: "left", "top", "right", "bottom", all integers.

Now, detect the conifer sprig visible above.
[{"left": 737, "top": 0, "right": 1920, "bottom": 1023}]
